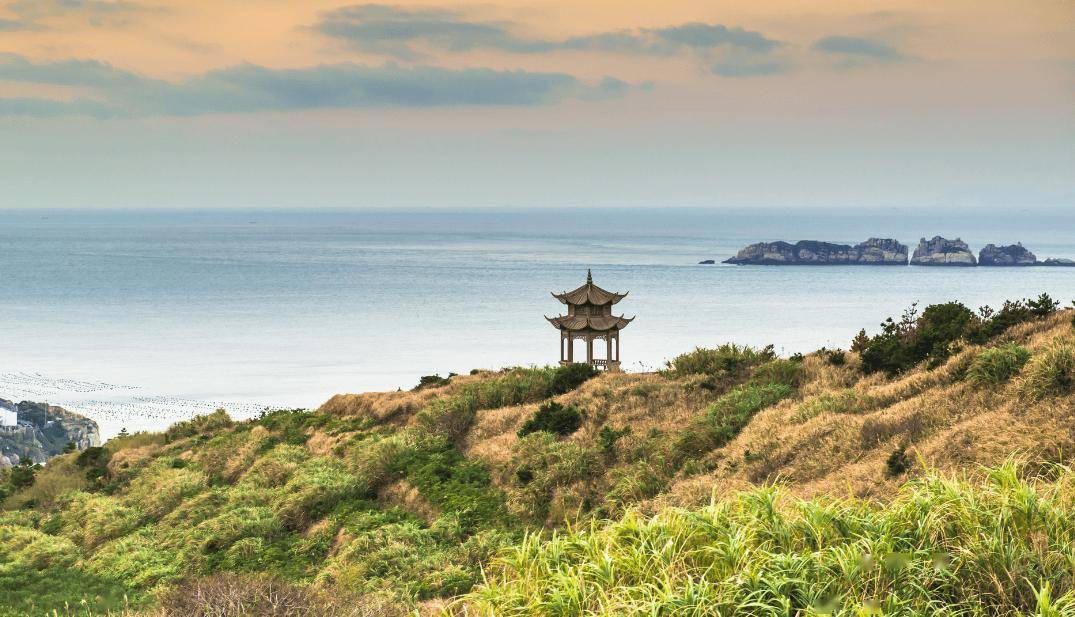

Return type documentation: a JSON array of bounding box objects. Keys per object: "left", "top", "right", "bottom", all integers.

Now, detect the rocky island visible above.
[
  {"left": 722, "top": 238, "right": 908, "bottom": 265},
  {"left": 0, "top": 399, "right": 100, "bottom": 466},
  {"left": 720, "top": 236, "right": 1075, "bottom": 267},
  {"left": 910, "top": 236, "right": 977, "bottom": 266},
  {"left": 979, "top": 243, "right": 1038, "bottom": 266}
]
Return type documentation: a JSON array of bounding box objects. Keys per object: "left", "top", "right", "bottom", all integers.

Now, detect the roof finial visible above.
[{"left": 586, "top": 269, "right": 593, "bottom": 284}]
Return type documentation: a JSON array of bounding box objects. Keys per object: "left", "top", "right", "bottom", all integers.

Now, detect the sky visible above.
[{"left": 0, "top": 0, "right": 1072, "bottom": 209}]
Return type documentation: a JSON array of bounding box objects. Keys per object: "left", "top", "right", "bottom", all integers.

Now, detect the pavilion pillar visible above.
[
  {"left": 586, "top": 335, "right": 593, "bottom": 364},
  {"left": 567, "top": 334, "right": 574, "bottom": 362},
  {"left": 606, "top": 335, "right": 612, "bottom": 365},
  {"left": 615, "top": 333, "right": 620, "bottom": 362}
]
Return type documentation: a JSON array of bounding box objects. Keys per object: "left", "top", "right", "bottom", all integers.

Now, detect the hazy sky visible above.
[{"left": 1, "top": 0, "right": 1072, "bottom": 209}]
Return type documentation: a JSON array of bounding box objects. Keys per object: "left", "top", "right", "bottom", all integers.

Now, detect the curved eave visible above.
[
  {"left": 551, "top": 285, "right": 628, "bottom": 306},
  {"left": 546, "top": 315, "right": 635, "bottom": 331}
]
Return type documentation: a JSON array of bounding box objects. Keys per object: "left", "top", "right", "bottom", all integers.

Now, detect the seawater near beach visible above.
[{"left": 1, "top": 207, "right": 1073, "bottom": 439}]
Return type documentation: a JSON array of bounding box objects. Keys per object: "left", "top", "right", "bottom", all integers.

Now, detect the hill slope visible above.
[{"left": 0, "top": 301, "right": 1072, "bottom": 616}]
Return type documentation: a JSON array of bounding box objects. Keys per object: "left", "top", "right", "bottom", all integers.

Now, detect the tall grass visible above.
[
  {"left": 1019, "top": 344, "right": 1075, "bottom": 400},
  {"left": 458, "top": 461, "right": 1075, "bottom": 616},
  {"left": 967, "top": 343, "right": 1032, "bottom": 387}
]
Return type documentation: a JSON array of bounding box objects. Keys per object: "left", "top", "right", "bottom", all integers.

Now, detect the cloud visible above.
[
  {"left": 0, "top": 96, "right": 120, "bottom": 117},
  {"left": 0, "top": 54, "right": 630, "bottom": 117},
  {"left": 0, "top": 0, "right": 155, "bottom": 29},
  {"left": 315, "top": 5, "right": 782, "bottom": 60},
  {"left": 812, "top": 35, "right": 905, "bottom": 62},
  {"left": 710, "top": 59, "right": 789, "bottom": 77}
]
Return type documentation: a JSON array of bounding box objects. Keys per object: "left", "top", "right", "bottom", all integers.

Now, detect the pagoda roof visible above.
[
  {"left": 552, "top": 270, "right": 627, "bottom": 306},
  {"left": 546, "top": 314, "right": 634, "bottom": 332}
]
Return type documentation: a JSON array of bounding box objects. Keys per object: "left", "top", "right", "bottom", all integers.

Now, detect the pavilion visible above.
[{"left": 546, "top": 270, "right": 633, "bottom": 371}]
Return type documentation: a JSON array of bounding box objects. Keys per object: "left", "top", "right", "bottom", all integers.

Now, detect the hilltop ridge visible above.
[{"left": 0, "top": 298, "right": 1073, "bottom": 616}]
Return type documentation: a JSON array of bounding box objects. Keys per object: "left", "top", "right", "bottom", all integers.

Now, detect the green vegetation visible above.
[
  {"left": 665, "top": 343, "right": 775, "bottom": 385},
  {"left": 1019, "top": 344, "right": 1075, "bottom": 400},
  {"left": 859, "top": 294, "right": 1061, "bottom": 376},
  {"left": 1, "top": 298, "right": 1072, "bottom": 615},
  {"left": 517, "top": 402, "right": 584, "bottom": 437},
  {"left": 967, "top": 343, "right": 1032, "bottom": 387},
  {"left": 461, "top": 462, "right": 1075, "bottom": 616}
]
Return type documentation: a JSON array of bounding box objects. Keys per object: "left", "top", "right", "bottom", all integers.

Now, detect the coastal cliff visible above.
[
  {"left": 0, "top": 399, "right": 100, "bottom": 466},
  {"left": 722, "top": 238, "right": 908, "bottom": 265}
]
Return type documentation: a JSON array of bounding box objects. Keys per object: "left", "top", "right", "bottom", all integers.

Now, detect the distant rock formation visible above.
[
  {"left": 1041, "top": 258, "right": 1075, "bottom": 267},
  {"left": 911, "top": 237, "right": 977, "bottom": 267},
  {"left": 853, "top": 238, "right": 910, "bottom": 265},
  {"left": 698, "top": 259, "right": 715, "bottom": 265},
  {"left": 979, "top": 243, "right": 1038, "bottom": 266},
  {"left": 0, "top": 399, "right": 100, "bottom": 466},
  {"left": 723, "top": 238, "right": 908, "bottom": 265}
]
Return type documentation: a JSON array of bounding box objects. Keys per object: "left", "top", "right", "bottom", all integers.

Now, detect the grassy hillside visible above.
[{"left": 0, "top": 298, "right": 1073, "bottom": 616}]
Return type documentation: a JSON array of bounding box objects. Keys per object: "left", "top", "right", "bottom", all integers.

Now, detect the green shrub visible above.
[
  {"left": 547, "top": 363, "right": 598, "bottom": 396},
  {"left": 967, "top": 343, "right": 1032, "bottom": 387},
  {"left": 517, "top": 402, "right": 584, "bottom": 438},
  {"left": 823, "top": 348, "right": 847, "bottom": 366},
  {"left": 254, "top": 409, "right": 313, "bottom": 446},
  {"left": 415, "top": 374, "right": 453, "bottom": 390},
  {"left": 860, "top": 296, "right": 1061, "bottom": 376},
  {"left": 416, "top": 367, "right": 564, "bottom": 440},
  {"left": 392, "top": 445, "right": 506, "bottom": 532},
  {"left": 666, "top": 344, "right": 774, "bottom": 378},
  {"left": 598, "top": 426, "right": 631, "bottom": 459},
  {"left": 1019, "top": 345, "right": 1075, "bottom": 400},
  {"left": 673, "top": 382, "right": 793, "bottom": 462},
  {"left": 750, "top": 359, "right": 804, "bottom": 388},
  {"left": 166, "top": 409, "right": 234, "bottom": 443},
  {"left": 885, "top": 446, "right": 910, "bottom": 477}
]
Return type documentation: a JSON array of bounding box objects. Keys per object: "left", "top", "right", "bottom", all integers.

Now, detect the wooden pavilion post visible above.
[{"left": 586, "top": 335, "right": 593, "bottom": 364}]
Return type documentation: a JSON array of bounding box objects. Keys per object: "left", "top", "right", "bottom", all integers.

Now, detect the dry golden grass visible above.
[{"left": 654, "top": 311, "right": 1075, "bottom": 506}]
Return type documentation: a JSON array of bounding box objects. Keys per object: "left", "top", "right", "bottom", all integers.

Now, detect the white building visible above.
[{"left": 0, "top": 408, "right": 16, "bottom": 427}]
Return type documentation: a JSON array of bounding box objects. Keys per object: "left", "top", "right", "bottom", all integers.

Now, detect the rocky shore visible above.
[
  {"left": 718, "top": 236, "right": 1075, "bottom": 267},
  {"left": 0, "top": 399, "right": 100, "bottom": 466}
]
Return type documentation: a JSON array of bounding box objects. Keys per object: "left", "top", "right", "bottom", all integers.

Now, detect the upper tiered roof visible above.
[{"left": 551, "top": 270, "right": 628, "bottom": 306}]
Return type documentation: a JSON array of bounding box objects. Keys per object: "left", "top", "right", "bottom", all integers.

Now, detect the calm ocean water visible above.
[{"left": 2, "top": 207, "right": 1073, "bottom": 438}]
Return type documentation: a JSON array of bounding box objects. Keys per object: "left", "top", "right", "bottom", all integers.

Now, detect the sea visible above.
[{"left": 2, "top": 207, "right": 1073, "bottom": 439}]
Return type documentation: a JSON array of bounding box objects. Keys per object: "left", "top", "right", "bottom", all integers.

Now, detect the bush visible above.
[
  {"left": 415, "top": 374, "right": 453, "bottom": 391},
  {"left": 673, "top": 382, "right": 793, "bottom": 462},
  {"left": 547, "top": 363, "right": 597, "bottom": 396},
  {"left": 966, "top": 343, "right": 1031, "bottom": 387},
  {"left": 517, "top": 402, "right": 584, "bottom": 438},
  {"left": 859, "top": 296, "right": 1058, "bottom": 376},
  {"left": 823, "top": 348, "right": 847, "bottom": 366},
  {"left": 1019, "top": 345, "right": 1075, "bottom": 400},
  {"left": 166, "top": 409, "right": 234, "bottom": 443},
  {"left": 75, "top": 446, "right": 111, "bottom": 485},
  {"left": 666, "top": 344, "right": 774, "bottom": 378},
  {"left": 885, "top": 446, "right": 910, "bottom": 477},
  {"left": 750, "top": 359, "right": 804, "bottom": 388}
]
